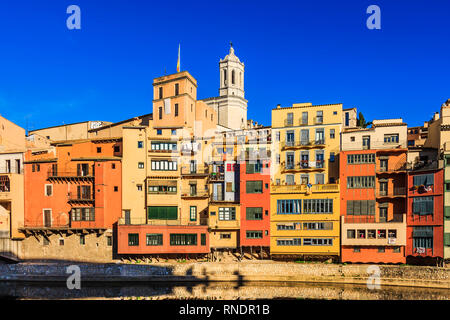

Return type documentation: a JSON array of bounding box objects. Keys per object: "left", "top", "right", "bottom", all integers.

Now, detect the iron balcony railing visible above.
[
  {"left": 270, "top": 183, "right": 339, "bottom": 193},
  {"left": 180, "top": 189, "right": 209, "bottom": 198},
  {"left": 180, "top": 165, "right": 209, "bottom": 176},
  {"left": 281, "top": 140, "right": 326, "bottom": 149},
  {"left": 67, "top": 192, "right": 94, "bottom": 202},
  {"left": 118, "top": 217, "right": 208, "bottom": 227},
  {"left": 377, "top": 187, "right": 407, "bottom": 197},
  {"left": 284, "top": 119, "right": 294, "bottom": 127}
]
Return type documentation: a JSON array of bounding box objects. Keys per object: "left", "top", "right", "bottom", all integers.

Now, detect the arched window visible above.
[
  {"left": 240, "top": 72, "right": 242, "bottom": 87},
  {"left": 232, "top": 70, "right": 235, "bottom": 85},
  {"left": 224, "top": 69, "right": 227, "bottom": 85}
]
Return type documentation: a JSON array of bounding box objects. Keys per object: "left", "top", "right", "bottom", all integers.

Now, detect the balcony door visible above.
[
  {"left": 315, "top": 129, "right": 324, "bottom": 144},
  {"left": 286, "top": 152, "right": 295, "bottom": 169},
  {"left": 43, "top": 209, "right": 52, "bottom": 227},
  {"left": 379, "top": 207, "right": 388, "bottom": 222},
  {"left": 300, "top": 129, "right": 309, "bottom": 145},
  {"left": 301, "top": 152, "right": 309, "bottom": 168},
  {"left": 286, "top": 130, "right": 295, "bottom": 147}
]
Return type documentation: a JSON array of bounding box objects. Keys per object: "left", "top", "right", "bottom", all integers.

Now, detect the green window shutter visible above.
[
  {"left": 347, "top": 200, "right": 353, "bottom": 215},
  {"left": 167, "top": 207, "right": 178, "bottom": 220},
  {"left": 201, "top": 234, "right": 206, "bottom": 246},
  {"left": 444, "top": 233, "right": 450, "bottom": 246},
  {"left": 444, "top": 207, "right": 450, "bottom": 219}
]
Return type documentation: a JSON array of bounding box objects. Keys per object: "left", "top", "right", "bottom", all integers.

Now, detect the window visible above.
[
  {"left": 246, "top": 161, "right": 262, "bottom": 173},
  {"left": 377, "top": 229, "right": 386, "bottom": 239},
  {"left": 137, "top": 184, "right": 143, "bottom": 191},
  {"left": 277, "top": 239, "right": 301, "bottom": 246},
  {"left": 246, "top": 231, "right": 263, "bottom": 239},
  {"left": 148, "top": 185, "right": 177, "bottom": 194},
  {"left": 384, "top": 134, "right": 399, "bottom": 144},
  {"left": 330, "top": 152, "right": 335, "bottom": 162},
  {"left": 148, "top": 206, "right": 178, "bottom": 220},
  {"left": 330, "top": 129, "right": 335, "bottom": 139},
  {"left": 159, "top": 107, "right": 163, "bottom": 119},
  {"left": 303, "top": 199, "right": 333, "bottom": 214},
  {"left": 276, "top": 131, "right": 280, "bottom": 142},
  {"left": 170, "top": 234, "right": 197, "bottom": 246},
  {"left": 112, "top": 163, "right": 116, "bottom": 169},
  {"left": 190, "top": 206, "right": 197, "bottom": 221},
  {"left": 301, "top": 112, "right": 308, "bottom": 125},
  {"left": 201, "top": 234, "right": 206, "bottom": 245},
  {"left": 345, "top": 112, "right": 349, "bottom": 126},
  {"left": 128, "top": 233, "right": 139, "bottom": 246},
  {"left": 218, "top": 207, "right": 236, "bottom": 220},
  {"left": 388, "top": 229, "right": 397, "bottom": 238},
  {"left": 347, "top": 176, "right": 375, "bottom": 188},
  {"left": 80, "top": 235, "right": 86, "bottom": 245},
  {"left": 277, "top": 200, "right": 301, "bottom": 214},
  {"left": 353, "top": 247, "right": 360, "bottom": 253},
  {"left": 378, "top": 247, "right": 385, "bottom": 253},
  {"left": 246, "top": 180, "right": 263, "bottom": 193},
  {"left": 146, "top": 234, "right": 163, "bottom": 246},
  {"left": 107, "top": 236, "right": 112, "bottom": 246},
  {"left": 315, "top": 174, "right": 325, "bottom": 185},
  {"left": 316, "top": 111, "right": 323, "bottom": 124},
  {"left": 303, "top": 238, "right": 333, "bottom": 246},
  {"left": 151, "top": 159, "right": 177, "bottom": 171},
  {"left": 226, "top": 182, "right": 233, "bottom": 192},
  {"left": 393, "top": 247, "right": 401, "bottom": 253},
  {"left": 246, "top": 207, "right": 263, "bottom": 220},
  {"left": 175, "top": 103, "right": 179, "bottom": 116},
  {"left": 151, "top": 141, "right": 177, "bottom": 151},
  {"left": 114, "top": 186, "right": 118, "bottom": 192},
  {"left": 97, "top": 147, "right": 101, "bottom": 153},
  {"left": 114, "top": 146, "right": 120, "bottom": 152},
  {"left": 157, "top": 129, "right": 162, "bottom": 135},
  {"left": 175, "top": 83, "right": 179, "bottom": 96},
  {"left": 357, "top": 230, "right": 366, "bottom": 239},
  {"left": 347, "top": 229, "right": 356, "bottom": 239},
  {"left": 159, "top": 87, "right": 163, "bottom": 99},
  {"left": 71, "top": 208, "right": 95, "bottom": 221},
  {"left": 45, "top": 184, "right": 53, "bottom": 196},
  {"left": 59, "top": 239, "right": 64, "bottom": 246},
  {"left": 277, "top": 223, "right": 300, "bottom": 230},
  {"left": 138, "top": 141, "right": 144, "bottom": 148},
  {"left": 303, "top": 222, "right": 332, "bottom": 230},
  {"left": 413, "top": 174, "right": 434, "bottom": 186},
  {"left": 412, "top": 196, "right": 434, "bottom": 215},
  {"left": 350, "top": 136, "right": 355, "bottom": 142},
  {"left": 220, "top": 233, "right": 231, "bottom": 239},
  {"left": 368, "top": 229, "right": 376, "bottom": 239},
  {"left": 413, "top": 226, "right": 433, "bottom": 249},
  {"left": 171, "top": 129, "right": 177, "bottom": 135},
  {"left": 43, "top": 238, "right": 50, "bottom": 246},
  {"left": 346, "top": 200, "right": 376, "bottom": 215}
]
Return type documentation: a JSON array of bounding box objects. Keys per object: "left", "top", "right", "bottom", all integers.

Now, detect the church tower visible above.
[{"left": 202, "top": 43, "right": 248, "bottom": 130}]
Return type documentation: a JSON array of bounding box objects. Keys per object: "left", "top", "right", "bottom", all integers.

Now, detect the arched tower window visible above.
[
  {"left": 240, "top": 72, "right": 242, "bottom": 88},
  {"left": 232, "top": 70, "right": 235, "bottom": 85},
  {"left": 224, "top": 69, "right": 227, "bottom": 85}
]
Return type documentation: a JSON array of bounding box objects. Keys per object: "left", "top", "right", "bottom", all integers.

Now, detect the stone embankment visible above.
[{"left": 0, "top": 261, "right": 449, "bottom": 289}]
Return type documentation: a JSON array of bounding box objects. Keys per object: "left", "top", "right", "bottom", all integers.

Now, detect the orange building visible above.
[
  {"left": 20, "top": 137, "right": 122, "bottom": 262},
  {"left": 340, "top": 119, "right": 408, "bottom": 264}
]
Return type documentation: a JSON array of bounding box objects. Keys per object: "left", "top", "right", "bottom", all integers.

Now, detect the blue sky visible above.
[{"left": 0, "top": 0, "right": 449, "bottom": 132}]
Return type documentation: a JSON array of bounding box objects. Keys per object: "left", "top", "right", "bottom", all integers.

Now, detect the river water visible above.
[{"left": 1, "top": 281, "right": 449, "bottom": 300}]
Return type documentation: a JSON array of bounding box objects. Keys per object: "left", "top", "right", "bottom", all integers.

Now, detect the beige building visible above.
[{"left": 29, "top": 120, "right": 112, "bottom": 142}]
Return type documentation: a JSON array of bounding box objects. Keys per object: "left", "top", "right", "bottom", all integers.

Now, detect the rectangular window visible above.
[
  {"left": 71, "top": 208, "right": 95, "bottom": 221},
  {"left": 347, "top": 200, "right": 377, "bottom": 215},
  {"left": 413, "top": 174, "right": 434, "bottom": 186},
  {"left": 170, "top": 234, "right": 197, "bottom": 246},
  {"left": 175, "top": 103, "right": 179, "bottom": 116},
  {"left": 384, "top": 134, "right": 399, "bottom": 144},
  {"left": 277, "top": 199, "right": 302, "bottom": 214},
  {"left": 190, "top": 206, "right": 197, "bottom": 221},
  {"left": 138, "top": 141, "right": 144, "bottom": 148},
  {"left": 151, "top": 160, "right": 177, "bottom": 171},
  {"left": 303, "top": 238, "right": 333, "bottom": 246},
  {"left": 303, "top": 222, "right": 333, "bottom": 230},
  {"left": 175, "top": 83, "right": 179, "bottom": 96},
  {"left": 347, "top": 229, "right": 356, "bottom": 239},
  {"left": 201, "top": 234, "right": 206, "bottom": 246},
  {"left": 138, "top": 162, "right": 145, "bottom": 169},
  {"left": 330, "top": 129, "right": 335, "bottom": 139},
  {"left": 246, "top": 180, "right": 263, "bottom": 193},
  {"left": 45, "top": 184, "right": 53, "bottom": 196},
  {"left": 246, "top": 207, "right": 263, "bottom": 220},
  {"left": 347, "top": 153, "right": 375, "bottom": 164},
  {"left": 246, "top": 231, "right": 263, "bottom": 239},
  {"left": 107, "top": 236, "right": 112, "bottom": 246},
  {"left": 220, "top": 233, "right": 231, "bottom": 239},
  {"left": 148, "top": 206, "right": 178, "bottom": 220},
  {"left": 159, "top": 87, "right": 163, "bottom": 99},
  {"left": 412, "top": 196, "right": 434, "bottom": 215},
  {"left": 303, "top": 199, "right": 333, "bottom": 214},
  {"left": 79, "top": 235, "right": 85, "bottom": 245},
  {"left": 218, "top": 207, "right": 236, "bottom": 221},
  {"left": 159, "top": 107, "right": 162, "bottom": 119},
  {"left": 277, "top": 238, "right": 301, "bottom": 246},
  {"left": 146, "top": 234, "right": 163, "bottom": 246},
  {"left": 347, "top": 176, "right": 375, "bottom": 188}
]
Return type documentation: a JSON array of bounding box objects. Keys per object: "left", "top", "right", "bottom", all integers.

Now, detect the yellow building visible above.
[{"left": 270, "top": 103, "right": 344, "bottom": 259}]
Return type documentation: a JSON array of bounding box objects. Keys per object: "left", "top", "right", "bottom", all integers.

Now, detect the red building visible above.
[
  {"left": 340, "top": 148, "right": 407, "bottom": 264},
  {"left": 406, "top": 166, "right": 444, "bottom": 261},
  {"left": 239, "top": 159, "right": 270, "bottom": 254}
]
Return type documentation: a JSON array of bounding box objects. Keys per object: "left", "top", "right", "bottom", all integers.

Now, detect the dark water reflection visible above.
[{"left": 1, "top": 281, "right": 449, "bottom": 300}]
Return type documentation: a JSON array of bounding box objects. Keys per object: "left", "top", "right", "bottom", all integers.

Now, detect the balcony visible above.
[
  {"left": 208, "top": 219, "right": 240, "bottom": 230},
  {"left": 314, "top": 116, "right": 323, "bottom": 125},
  {"left": 0, "top": 175, "right": 11, "bottom": 200},
  {"left": 377, "top": 187, "right": 407, "bottom": 198},
  {"left": 376, "top": 164, "right": 408, "bottom": 174},
  {"left": 67, "top": 192, "right": 94, "bottom": 204},
  {"left": 238, "top": 150, "right": 271, "bottom": 160},
  {"left": 284, "top": 119, "right": 294, "bottom": 127},
  {"left": 118, "top": 217, "right": 202, "bottom": 227},
  {"left": 48, "top": 168, "right": 94, "bottom": 181},
  {"left": 180, "top": 165, "right": 209, "bottom": 177},
  {"left": 281, "top": 160, "right": 325, "bottom": 172},
  {"left": 281, "top": 140, "right": 326, "bottom": 150},
  {"left": 180, "top": 189, "right": 209, "bottom": 199},
  {"left": 209, "top": 172, "right": 225, "bottom": 181},
  {"left": 298, "top": 118, "right": 308, "bottom": 126},
  {"left": 270, "top": 183, "right": 339, "bottom": 194}
]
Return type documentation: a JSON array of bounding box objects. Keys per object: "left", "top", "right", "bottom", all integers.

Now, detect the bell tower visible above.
[{"left": 219, "top": 42, "right": 245, "bottom": 99}]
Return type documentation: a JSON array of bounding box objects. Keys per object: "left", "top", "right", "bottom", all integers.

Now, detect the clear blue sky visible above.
[{"left": 0, "top": 0, "right": 449, "bottom": 132}]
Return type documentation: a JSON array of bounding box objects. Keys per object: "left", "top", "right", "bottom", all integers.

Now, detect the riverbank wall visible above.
[{"left": 1, "top": 261, "right": 449, "bottom": 290}]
